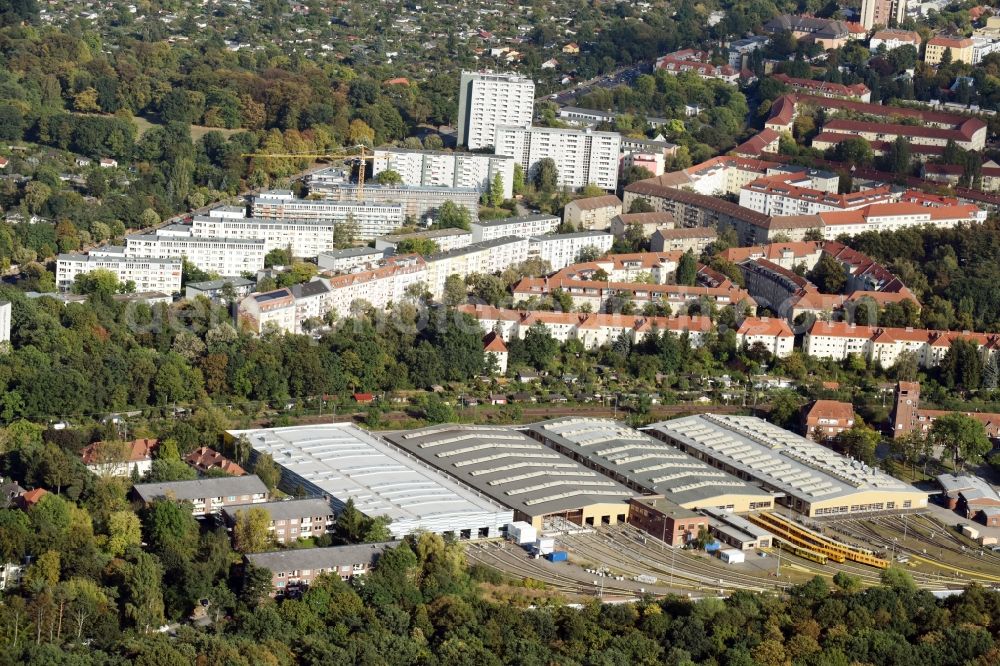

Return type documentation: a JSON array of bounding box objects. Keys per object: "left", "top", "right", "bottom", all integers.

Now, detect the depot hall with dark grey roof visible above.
[
  {"left": 522, "top": 417, "right": 776, "bottom": 513},
  {"left": 381, "top": 424, "right": 636, "bottom": 529}
]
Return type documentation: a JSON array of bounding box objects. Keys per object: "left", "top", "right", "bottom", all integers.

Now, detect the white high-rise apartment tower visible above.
[
  {"left": 457, "top": 71, "right": 535, "bottom": 150},
  {"left": 494, "top": 125, "right": 622, "bottom": 191}
]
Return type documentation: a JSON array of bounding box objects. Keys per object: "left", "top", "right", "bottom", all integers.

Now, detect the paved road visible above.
[{"left": 539, "top": 62, "right": 650, "bottom": 106}]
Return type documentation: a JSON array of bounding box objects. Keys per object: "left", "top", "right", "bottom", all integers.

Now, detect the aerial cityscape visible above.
[{"left": 3, "top": 0, "right": 1000, "bottom": 663}]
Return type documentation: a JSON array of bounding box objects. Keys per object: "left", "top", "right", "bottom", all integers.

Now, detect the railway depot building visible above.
[
  {"left": 522, "top": 418, "right": 777, "bottom": 513},
  {"left": 381, "top": 425, "right": 636, "bottom": 530},
  {"left": 228, "top": 424, "right": 513, "bottom": 539},
  {"left": 645, "top": 414, "right": 928, "bottom": 517}
]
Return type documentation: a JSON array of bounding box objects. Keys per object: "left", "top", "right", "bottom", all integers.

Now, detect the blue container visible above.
[
  {"left": 546, "top": 550, "right": 568, "bottom": 562},
  {"left": 704, "top": 541, "right": 721, "bottom": 553}
]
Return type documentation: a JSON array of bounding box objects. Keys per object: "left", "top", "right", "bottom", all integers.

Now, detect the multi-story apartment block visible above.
[
  {"left": 56, "top": 252, "right": 183, "bottom": 293},
  {"left": 374, "top": 228, "right": 473, "bottom": 255},
  {"left": 650, "top": 227, "right": 718, "bottom": 254},
  {"left": 804, "top": 320, "right": 1000, "bottom": 368},
  {"left": 424, "top": 237, "right": 529, "bottom": 298},
  {"left": 813, "top": 117, "right": 985, "bottom": 152},
  {"left": 735, "top": 316, "right": 795, "bottom": 357},
  {"left": 460, "top": 305, "right": 795, "bottom": 357},
  {"left": 739, "top": 174, "right": 896, "bottom": 216},
  {"left": 290, "top": 280, "right": 332, "bottom": 331},
  {"left": 728, "top": 36, "right": 770, "bottom": 68},
  {"left": 555, "top": 251, "right": 683, "bottom": 284},
  {"left": 457, "top": 71, "right": 535, "bottom": 150},
  {"left": 372, "top": 149, "right": 515, "bottom": 200},
  {"left": 245, "top": 541, "right": 400, "bottom": 595},
  {"left": 222, "top": 498, "right": 335, "bottom": 545},
  {"left": 190, "top": 216, "right": 337, "bottom": 258},
  {"left": 512, "top": 276, "right": 754, "bottom": 313},
  {"left": 133, "top": 476, "right": 269, "bottom": 516},
  {"left": 562, "top": 195, "right": 623, "bottom": 230},
  {"left": 470, "top": 214, "right": 560, "bottom": 243},
  {"left": 207, "top": 205, "right": 247, "bottom": 219},
  {"left": 324, "top": 255, "right": 429, "bottom": 313},
  {"left": 924, "top": 35, "right": 973, "bottom": 65},
  {"left": 803, "top": 400, "right": 856, "bottom": 441},
  {"left": 316, "top": 247, "right": 384, "bottom": 273},
  {"left": 250, "top": 193, "right": 406, "bottom": 240},
  {"left": 238, "top": 289, "right": 297, "bottom": 335},
  {"left": 494, "top": 125, "right": 621, "bottom": 191},
  {"left": 123, "top": 234, "right": 266, "bottom": 277},
  {"left": 458, "top": 304, "right": 717, "bottom": 350},
  {"left": 528, "top": 231, "right": 614, "bottom": 271},
  {"left": 771, "top": 74, "right": 871, "bottom": 102},
  {"left": 655, "top": 49, "right": 740, "bottom": 83},
  {"left": 861, "top": 0, "right": 907, "bottom": 30},
  {"left": 869, "top": 29, "right": 921, "bottom": 51},
  {"left": 305, "top": 174, "right": 481, "bottom": 223}
]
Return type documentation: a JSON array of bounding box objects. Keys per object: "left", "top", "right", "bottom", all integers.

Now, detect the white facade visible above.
[
  {"left": 528, "top": 232, "right": 614, "bottom": 271},
  {"left": 457, "top": 71, "right": 535, "bottom": 150},
  {"left": 56, "top": 253, "right": 183, "bottom": 293},
  {"left": 124, "top": 235, "right": 266, "bottom": 277},
  {"left": 317, "top": 247, "right": 384, "bottom": 273},
  {"left": 470, "top": 214, "right": 560, "bottom": 243},
  {"left": 372, "top": 149, "right": 515, "bottom": 200},
  {"left": 424, "top": 238, "right": 529, "bottom": 298},
  {"left": 494, "top": 125, "right": 622, "bottom": 191},
  {"left": 0, "top": 301, "right": 9, "bottom": 344},
  {"left": 191, "top": 216, "right": 336, "bottom": 258},
  {"left": 375, "top": 229, "right": 473, "bottom": 255},
  {"left": 325, "top": 257, "right": 429, "bottom": 314},
  {"left": 251, "top": 195, "right": 406, "bottom": 240}
]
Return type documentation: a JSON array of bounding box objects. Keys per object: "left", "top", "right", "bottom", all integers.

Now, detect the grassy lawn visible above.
[{"left": 132, "top": 115, "right": 244, "bottom": 141}]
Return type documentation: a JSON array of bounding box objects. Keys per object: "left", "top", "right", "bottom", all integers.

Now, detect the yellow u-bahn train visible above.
[{"left": 750, "top": 512, "right": 889, "bottom": 569}]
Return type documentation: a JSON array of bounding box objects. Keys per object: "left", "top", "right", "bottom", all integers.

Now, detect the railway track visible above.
[
  {"left": 822, "top": 515, "right": 1000, "bottom": 584},
  {"left": 467, "top": 542, "right": 639, "bottom": 599},
  {"left": 573, "top": 525, "right": 784, "bottom": 593}
]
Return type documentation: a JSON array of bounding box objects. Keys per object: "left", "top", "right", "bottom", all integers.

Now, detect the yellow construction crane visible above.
[{"left": 240, "top": 145, "right": 373, "bottom": 200}]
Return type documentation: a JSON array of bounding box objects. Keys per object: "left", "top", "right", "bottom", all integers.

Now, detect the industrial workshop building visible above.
[
  {"left": 228, "top": 424, "right": 513, "bottom": 539},
  {"left": 645, "top": 414, "right": 929, "bottom": 517},
  {"left": 381, "top": 425, "right": 636, "bottom": 530},
  {"left": 523, "top": 418, "right": 777, "bottom": 513}
]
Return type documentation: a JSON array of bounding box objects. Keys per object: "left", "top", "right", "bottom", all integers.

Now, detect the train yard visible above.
[{"left": 467, "top": 511, "right": 1000, "bottom": 602}]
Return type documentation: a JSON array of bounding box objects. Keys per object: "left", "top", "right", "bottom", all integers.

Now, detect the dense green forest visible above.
[
  {"left": 845, "top": 220, "right": 1000, "bottom": 334},
  {"left": 0, "top": 512, "right": 998, "bottom": 666}
]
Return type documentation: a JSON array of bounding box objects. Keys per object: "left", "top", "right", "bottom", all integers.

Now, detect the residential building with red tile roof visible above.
[
  {"left": 813, "top": 117, "right": 986, "bottom": 152},
  {"left": 803, "top": 400, "right": 856, "bottom": 441},
  {"left": 869, "top": 29, "right": 922, "bottom": 51},
  {"left": 185, "top": 447, "right": 246, "bottom": 476},
  {"left": 736, "top": 316, "right": 794, "bottom": 357},
  {"left": 457, "top": 304, "right": 770, "bottom": 351},
  {"left": 18, "top": 487, "right": 48, "bottom": 509},
  {"left": 656, "top": 50, "right": 739, "bottom": 83},
  {"left": 739, "top": 171, "right": 896, "bottom": 216},
  {"left": 483, "top": 331, "right": 508, "bottom": 374},
  {"left": 925, "top": 35, "right": 975, "bottom": 65},
  {"left": 732, "top": 129, "right": 782, "bottom": 158},
  {"left": 80, "top": 438, "right": 158, "bottom": 478},
  {"left": 513, "top": 276, "right": 755, "bottom": 314},
  {"left": 805, "top": 321, "right": 1000, "bottom": 368},
  {"left": 772, "top": 74, "right": 871, "bottom": 102}
]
